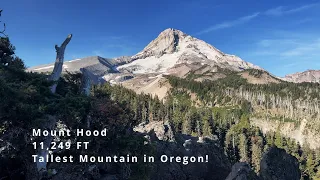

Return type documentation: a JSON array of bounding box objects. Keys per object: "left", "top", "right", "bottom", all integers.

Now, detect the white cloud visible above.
[
  {"left": 265, "top": 3, "right": 318, "bottom": 16},
  {"left": 253, "top": 35, "right": 320, "bottom": 60},
  {"left": 293, "top": 18, "right": 313, "bottom": 25},
  {"left": 247, "top": 36, "right": 320, "bottom": 76},
  {"left": 257, "top": 39, "right": 299, "bottom": 47},
  {"left": 195, "top": 3, "right": 318, "bottom": 35},
  {"left": 280, "top": 39, "right": 320, "bottom": 57},
  {"left": 281, "top": 47, "right": 314, "bottom": 57},
  {"left": 265, "top": 6, "right": 285, "bottom": 16},
  {"left": 196, "top": 12, "right": 260, "bottom": 35}
]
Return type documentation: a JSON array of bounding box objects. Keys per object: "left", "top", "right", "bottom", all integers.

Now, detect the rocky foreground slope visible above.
[{"left": 136, "top": 121, "right": 301, "bottom": 180}]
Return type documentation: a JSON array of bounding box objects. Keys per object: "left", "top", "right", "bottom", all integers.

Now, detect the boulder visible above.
[{"left": 225, "top": 162, "right": 258, "bottom": 180}]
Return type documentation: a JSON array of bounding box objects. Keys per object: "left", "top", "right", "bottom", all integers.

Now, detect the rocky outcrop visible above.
[
  {"left": 134, "top": 121, "right": 232, "bottom": 180},
  {"left": 284, "top": 70, "right": 320, "bottom": 83},
  {"left": 49, "top": 121, "right": 232, "bottom": 180},
  {"left": 134, "top": 121, "right": 176, "bottom": 142},
  {"left": 260, "top": 147, "right": 301, "bottom": 180},
  {"left": 225, "top": 162, "right": 257, "bottom": 180},
  {"left": 132, "top": 28, "right": 187, "bottom": 59}
]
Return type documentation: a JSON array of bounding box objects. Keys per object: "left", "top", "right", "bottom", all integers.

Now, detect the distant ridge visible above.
[{"left": 284, "top": 70, "right": 320, "bottom": 83}]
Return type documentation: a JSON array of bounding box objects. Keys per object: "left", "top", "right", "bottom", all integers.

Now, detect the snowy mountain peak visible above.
[
  {"left": 133, "top": 28, "right": 188, "bottom": 59},
  {"left": 119, "top": 28, "right": 262, "bottom": 74},
  {"left": 30, "top": 28, "right": 262, "bottom": 80},
  {"left": 159, "top": 28, "right": 187, "bottom": 38}
]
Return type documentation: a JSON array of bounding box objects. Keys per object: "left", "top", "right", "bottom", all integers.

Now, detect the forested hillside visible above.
[
  {"left": 167, "top": 70, "right": 320, "bottom": 146},
  {"left": 164, "top": 73, "right": 320, "bottom": 179}
]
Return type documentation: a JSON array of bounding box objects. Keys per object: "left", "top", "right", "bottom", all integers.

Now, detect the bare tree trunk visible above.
[
  {"left": 36, "top": 34, "right": 72, "bottom": 173},
  {"left": 0, "top": 9, "right": 8, "bottom": 37},
  {"left": 80, "top": 68, "right": 92, "bottom": 96},
  {"left": 48, "top": 34, "right": 72, "bottom": 93}
]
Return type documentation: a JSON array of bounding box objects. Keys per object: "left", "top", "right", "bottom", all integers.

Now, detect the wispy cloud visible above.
[
  {"left": 265, "top": 3, "right": 318, "bottom": 16},
  {"left": 293, "top": 18, "right": 313, "bottom": 25},
  {"left": 282, "top": 62, "right": 301, "bottom": 68},
  {"left": 280, "top": 38, "right": 320, "bottom": 57},
  {"left": 196, "top": 3, "right": 318, "bottom": 35},
  {"left": 257, "top": 39, "right": 299, "bottom": 47},
  {"left": 251, "top": 34, "right": 320, "bottom": 70},
  {"left": 255, "top": 37, "right": 320, "bottom": 57},
  {"left": 247, "top": 35, "right": 320, "bottom": 76},
  {"left": 196, "top": 12, "right": 260, "bottom": 35}
]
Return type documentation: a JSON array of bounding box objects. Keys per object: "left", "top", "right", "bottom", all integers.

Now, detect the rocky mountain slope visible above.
[{"left": 284, "top": 70, "right": 320, "bottom": 83}]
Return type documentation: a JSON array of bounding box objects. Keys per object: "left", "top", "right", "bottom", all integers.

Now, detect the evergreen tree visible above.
[
  {"left": 202, "top": 109, "right": 213, "bottom": 137},
  {"left": 182, "top": 110, "right": 192, "bottom": 134},
  {"left": 239, "top": 133, "right": 249, "bottom": 162},
  {"left": 251, "top": 136, "right": 263, "bottom": 173},
  {"left": 141, "top": 103, "right": 148, "bottom": 123},
  {"left": 306, "top": 152, "right": 317, "bottom": 177},
  {"left": 274, "top": 128, "right": 284, "bottom": 148}
]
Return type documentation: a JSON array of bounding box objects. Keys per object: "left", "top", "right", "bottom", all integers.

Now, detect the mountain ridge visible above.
[
  {"left": 284, "top": 69, "right": 320, "bottom": 83},
  {"left": 28, "top": 28, "right": 319, "bottom": 84}
]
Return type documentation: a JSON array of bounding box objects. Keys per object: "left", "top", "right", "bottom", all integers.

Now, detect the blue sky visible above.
[{"left": 1, "top": 0, "right": 320, "bottom": 77}]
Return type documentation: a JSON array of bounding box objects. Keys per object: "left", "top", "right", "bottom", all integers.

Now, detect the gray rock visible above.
[
  {"left": 134, "top": 121, "right": 231, "bottom": 180},
  {"left": 133, "top": 121, "right": 175, "bottom": 142},
  {"left": 225, "top": 162, "right": 255, "bottom": 180}
]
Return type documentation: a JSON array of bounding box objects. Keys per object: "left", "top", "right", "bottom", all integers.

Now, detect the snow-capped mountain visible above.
[
  {"left": 117, "top": 28, "right": 261, "bottom": 74},
  {"left": 29, "top": 28, "right": 264, "bottom": 85},
  {"left": 284, "top": 70, "right": 320, "bottom": 83}
]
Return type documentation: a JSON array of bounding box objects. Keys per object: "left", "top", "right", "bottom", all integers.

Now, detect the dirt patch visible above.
[
  {"left": 121, "top": 74, "right": 171, "bottom": 100},
  {"left": 240, "top": 71, "right": 280, "bottom": 84}
]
